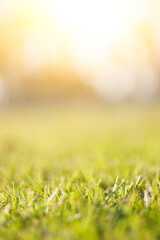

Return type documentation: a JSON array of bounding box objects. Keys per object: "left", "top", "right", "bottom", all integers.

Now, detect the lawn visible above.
[{"left": 0, "top": 103, "right": 160, "bottom": 240}]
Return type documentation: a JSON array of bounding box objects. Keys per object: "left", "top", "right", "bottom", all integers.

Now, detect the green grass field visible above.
[{"left": 0, "top": 103, "right": 160, "bottom": 240}]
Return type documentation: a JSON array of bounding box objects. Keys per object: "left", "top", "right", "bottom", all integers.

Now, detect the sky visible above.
[{"left": 0, "top": 0, "right": 160, "bottom": 101}]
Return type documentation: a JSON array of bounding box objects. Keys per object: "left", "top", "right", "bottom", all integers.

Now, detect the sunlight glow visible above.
[
  {"left": 37, "top": 0, "right": 150, "bottom": 48},
  {"left": 34, "top": 0, "right": 153, "bottom": 76},
  {"left": 0, "top": 0, "right": 159, "bottom": 101}
]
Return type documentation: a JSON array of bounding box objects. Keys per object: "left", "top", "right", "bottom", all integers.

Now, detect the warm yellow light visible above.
[
  {"left": 1, "top": 0, "right": 156, "bottom": 101},
  {"left": 34, "top": 0, "right": 151, "bottom": 69},
  {"left": 37, "top": 0, "right": 150, "bottom": 48}
]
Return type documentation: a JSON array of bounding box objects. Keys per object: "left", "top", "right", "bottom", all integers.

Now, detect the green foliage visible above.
[{"left": 0, "top": 104, "right": 160, "bottom": 239}]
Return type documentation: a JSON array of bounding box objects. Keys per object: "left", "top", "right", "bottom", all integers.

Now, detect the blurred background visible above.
[{"left": 0, "top": 0, "right": 160, "bottom": 105}]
